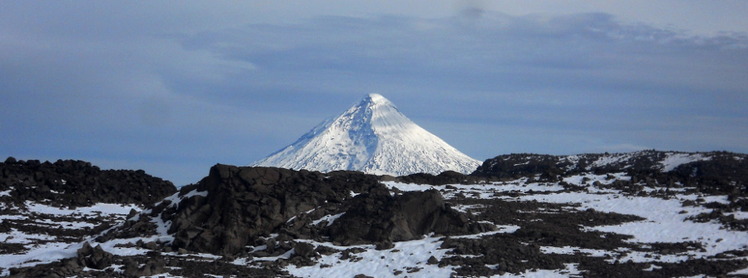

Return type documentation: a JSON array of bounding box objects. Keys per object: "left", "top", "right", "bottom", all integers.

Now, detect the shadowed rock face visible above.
[
  {"left": 169, "top": 165, "right": 383, "bottom": 256},
  {"left": 0, "top": 157, "right": 176, "bottom": 207},
  {"left": 326, "top": 188, "right": 494, "bottom": 245},
  {"left": 163, "top": 165, "right": 491, "bottom": 256}
]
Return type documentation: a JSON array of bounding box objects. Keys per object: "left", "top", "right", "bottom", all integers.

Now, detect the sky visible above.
[{"left": 1, "top": 1, "right": 747, "bottom": 186}]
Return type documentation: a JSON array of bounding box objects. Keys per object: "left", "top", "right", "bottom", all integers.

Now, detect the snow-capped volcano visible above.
[{"left": 253, "top": 94, "right": 481, "bottom": 175}]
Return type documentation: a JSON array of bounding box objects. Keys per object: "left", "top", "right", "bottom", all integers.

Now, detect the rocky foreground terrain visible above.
[{"left": 1, "top": 151, "right": 747, "bottom": 277}]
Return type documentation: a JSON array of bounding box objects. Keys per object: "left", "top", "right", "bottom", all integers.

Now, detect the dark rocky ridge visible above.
[
  {"left": 395, "top": 170, "right": 481, "bottom": 185},
  {"left": 393, "top": 151, "right": 747, "bottom": 196},
  {"left": 467, "top": 151, "right": 748, "bottom": 232},
  {"left": 0, "top": 157, "right": 176, "bottom": 207},
  {"left": 469, "top": 151, "right": 747, "bottom": 195},
  {"left": 100, "top": 165, "right": 492, "bottom": 257},
  {"left": 472, "top": 151, "right": 748, "bottom": 193}
]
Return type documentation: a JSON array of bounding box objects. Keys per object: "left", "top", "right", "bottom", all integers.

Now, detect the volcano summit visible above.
[{"left": 253, "top": 94, "right": 480, "bottom": 175}]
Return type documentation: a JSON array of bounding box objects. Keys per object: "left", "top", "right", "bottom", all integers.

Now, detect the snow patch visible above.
[
  {"left": 312, "top": 213, "right": 345, "bottom": 227},
  {"left": 0, "top": 241, "right": 83, "bottom": 275},
  {"left": 25, "top": 202, "right": 141, "bottom": 216},
  {"left": 490, "top": 263, "right": 581, "bottom": 278},
  {"left": 287, "top": 236, "right": 453, "bottom": 278},
  {"left": 660, "top": 153, "right": 709, "bottom": 172},
  {"left": 520, "top": 191, "right": 748, "bottom": 261}
]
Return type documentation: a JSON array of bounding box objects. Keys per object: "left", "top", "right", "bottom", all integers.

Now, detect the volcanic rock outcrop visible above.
[
  {"left": 395, "top": 170, "right": 478, "bottom": 185},
  {"left": 473, "top": 151, "right": 748, "bottom": 195},
  {"left": 168, "top": 165, "right": 382, "bottom": 255},
  {"left": 326, "top": 188, "right": 494, "bottom": 245},
  {"left": 102, "top": 165, "right": 491, "bottom": 257},
  {"left": 0, "top": 157, "right": 176, "bottom": 207}
]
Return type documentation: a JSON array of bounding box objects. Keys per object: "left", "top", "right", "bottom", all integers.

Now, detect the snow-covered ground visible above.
[
  {"left": 0, "top": 202, "right": 143, "bottom": 276},
  {"left": 2, "top": 173, "right": 746, "bottom": 277},
  {"left": 287, "top": 237, "right": 453, "bottom": 278},
  {"left": 520, "top": 191, "right": 746, "bottom": 262}
]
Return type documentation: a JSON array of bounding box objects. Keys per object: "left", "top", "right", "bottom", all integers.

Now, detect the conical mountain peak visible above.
[
  {"left": 253, "top": 94, "right": 480, "bottom": 175},
  {"left": 355, "top": 94, "right": 398, "bottom": 117},
  {"left": 364, "top": 93, "right": 390, "bottom": 105}
]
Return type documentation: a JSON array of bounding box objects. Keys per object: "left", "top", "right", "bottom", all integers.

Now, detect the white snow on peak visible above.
[
  {"left": 366, "top": 93, "right": 388, "bottom": 105},
  {"left": 253, "top": 94, "right": 480, "bottom": 176}
]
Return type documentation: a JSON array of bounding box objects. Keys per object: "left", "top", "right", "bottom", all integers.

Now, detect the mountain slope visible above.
[{"left": 253, "top": 94, "right": 480, "bottom": 175}]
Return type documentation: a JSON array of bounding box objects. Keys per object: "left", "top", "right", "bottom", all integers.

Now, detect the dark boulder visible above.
[
  {"left": 168, "top": 165, "right": 381, "bottom": 256},
  {"left": 326, "top": 189, "right": 495, "bottom": 245},
  {"left": 123, "top": 257, "right": 165, "bottom": 277},
  {"left": 4, "top": 157, "right": 16, "bottom": 164},
  {"left": 76, "top": 242, "right": 113, "bottom": 270},
  {"left": 293, "top": 242, "right": 316, "bottom": 259}
]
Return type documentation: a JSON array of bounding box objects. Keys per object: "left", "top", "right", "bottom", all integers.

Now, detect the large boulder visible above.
[
  {"left": 168, "top": 165, "right": 381, "bottom": 256},
  {"left": 76, "top": 242, "right": 113, "bottom": 270},
  {"left": 326, "top": 188, "right": 495, "bottom": 245}
]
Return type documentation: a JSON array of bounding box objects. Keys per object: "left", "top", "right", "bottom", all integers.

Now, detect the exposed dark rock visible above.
[
  {"left": 668, "top": 153, "right": 748, "bottom": 195},
  {"left": 472, "top": 153, "right": 568, "bottom": 180},
  {"left": 4, "top": 157, "right": 16, "bottom": 164},
  {"left": 168, "top": 258, "right": 286, "bottom": 277},
  {"left": 123, "top": 256, "right": 165, "bottom": 277},
  {"left": 396, "top": 170, "right": 478, "bottom": 185},
  {"left": 293, "top": 242, "right": 315, "bottom": 259},
  {"left": 9, "top": 258, "right": 81, "bottom": 278},
  {"left": 96, "top": 214, "right": 159, "bottom": 243},
  {"left": 472, "top": 151, "right": 748, "bottom": 196},
  {"left": 77, "top": 242, "right": 113, "bottom": 270},
  {"left": 101, "top": 165, "right": 493, "bottom": 258},
  {"left": 0, "top": 158, "right": 176, "bottom": 207},
  {"left": 427, "top": 256, "right": 439, "bottom": 264},
  {"left": 326, "top": 189, "right": 495, "bottom": 245},
  {"left": 167, "top": 165, "right": 381, "bottom": 256}
]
